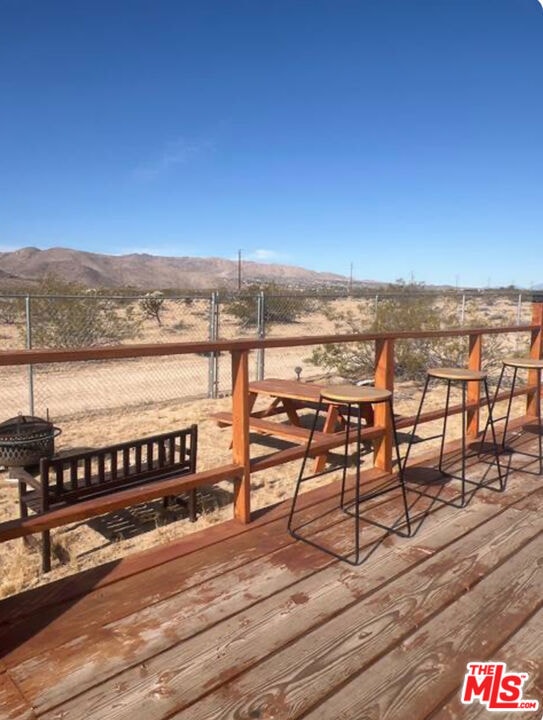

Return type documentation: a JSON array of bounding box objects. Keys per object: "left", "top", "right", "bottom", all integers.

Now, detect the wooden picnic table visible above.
[{"left": 212, "top": 378, "right": 374, "bottom": 471}]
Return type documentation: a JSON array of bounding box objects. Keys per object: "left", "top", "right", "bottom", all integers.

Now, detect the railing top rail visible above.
[{"left": 0, "top": 323, "right": 536, "bottom": 367}]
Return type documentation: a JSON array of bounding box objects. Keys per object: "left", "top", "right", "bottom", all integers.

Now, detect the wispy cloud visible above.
[
  {"left": 133, "top": 138, "right": 212, "bottom": 181},
  {"left": 246, "top": 249, "right": 286, "bottom": 262}
]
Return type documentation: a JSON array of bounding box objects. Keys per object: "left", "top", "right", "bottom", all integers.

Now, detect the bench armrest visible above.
[{"left": 10, "top": 467, "right": 43, "bottom": 492}]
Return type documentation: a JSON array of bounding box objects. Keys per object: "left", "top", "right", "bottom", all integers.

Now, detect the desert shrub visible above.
[
  {"left": 169, "top": 320, "right": 188, "bottom": 333},
  {"left": 25, "top": 277, "right": 141, "bottom": 349},
  {"left": 225, "top": 284, "right": 310, "bottom": 328},
  {"left": 0, "top": 297, "right": 23, "bottom": 325},
  {"left": 309, "top": 281, "right": 504, "bottom": 381},
  {"left": 139, "top": 290, "right": 166, "bottom": 326}
]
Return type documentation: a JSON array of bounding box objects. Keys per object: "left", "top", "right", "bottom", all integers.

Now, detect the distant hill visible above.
[{"left": 0, "top": 246, "right": 380, "bottom": 292}]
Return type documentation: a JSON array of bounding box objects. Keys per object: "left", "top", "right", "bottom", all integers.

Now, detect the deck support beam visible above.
[
  {"left": 374, "top": 338, "right": 394, "bottom": 472},
  {"left": 231, "top": 350, "right": 251, "bottom": 523},
  {"left": 528, "top": 299, "right": 543, "bottom": 418},
  {"left": 467, "top": 332, "right": 482, "bottom": 438}
]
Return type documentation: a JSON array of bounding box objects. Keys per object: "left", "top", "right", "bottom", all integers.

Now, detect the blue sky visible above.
[{"left": 1, "top": 0, "right": 542, "bottom": 288}]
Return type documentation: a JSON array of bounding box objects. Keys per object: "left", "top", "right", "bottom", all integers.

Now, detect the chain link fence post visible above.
[
  {"left": 208, "top": 292, "right": 219, "bottom": 398},
  {"left": 460, "top": 293, "right": 466, "bottom": 326},
  {"left": 516, "top": 292, "right": 523, "bottom": 352},
  {"left": 256, "top": 290, "right": 266, "bottom": 380},
  {"left": 25, "top": 295, "right": 35, "bottom": 415}
]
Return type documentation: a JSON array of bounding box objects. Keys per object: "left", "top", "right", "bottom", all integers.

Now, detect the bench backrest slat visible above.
[
  {"left": 110, "top": 451, "right": 118, "bottom": 481},
  {"left": 147, "top": 441, "right": 154, "bottom": 471},
  {"left": 84, "top": 457, "right": 92, "bottom": 487},
  {"left": 70, "top": 460, "right": 78, "bottom": 490},
  {"left": 40, "top": 426, "right": 197, "bottom": 506},
  {"left": 98, "top": 455, "right": 105, "bottom": 484},
  {"left": 135, "top": 445, "right": 142, "bottom": 474}
]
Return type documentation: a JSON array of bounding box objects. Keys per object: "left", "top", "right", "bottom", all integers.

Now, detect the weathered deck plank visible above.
[
  {"left": 0, "top": 672, "right": 35, "bottom": 720},
  {"left": 160, "top": 501, "right": 542, "bottom": 720},
  {"left": 0, "top": 434, "right": 541, "bottom": 720},
  {"left": 0, "top": 472, "right": 384, "bottom": 663},
  {"left": 7, "top": 492, "right": 419, "bottom": 714},
  {"left": 44, "top": 501, "right": 533, "bottom": 720},
  {"left": 301, "top": 536, "right": 543, "bottom": 720},
  {"left": 430, "top": 608, "right": 543, "bottom": 720}
]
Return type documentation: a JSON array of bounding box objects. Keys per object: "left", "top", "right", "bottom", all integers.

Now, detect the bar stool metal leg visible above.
[
  {"left": 354, "top": 402, "right": 362, "bottom": 563},
  {"left": 402, "top": 374, "right": 431, "bottom": 472},
  {"left": 482, "top": 359, "right": 542, "bottom": 476},
  {"left": 389, "top": 397, "right": 411, "bottom": 537},
  {"left": 340, "top": 402, "right": 353, "bottom": 510},
  {"left": 404, "top": 367, "right": 504, "bottom": 510},
  {"left": 482, "top": 378, "right": 505, "bottom": 491},
  {"left": 462, "top": 381, "right": 468, "bottom": 506},
  {"left": 480, "top": 363, "right": 506, "bottom": 449},
  {"left": 289, "top": 384, "right": 411, "bottom": 565},
  {"left": 502, "top": 366, "right": 518, "bottom": 449},
  {"left": 438, "top": 379, "right": 452, "bottom": 475},
  {"left": 287, "top": 397, "right": 323, "bottom": 534}
]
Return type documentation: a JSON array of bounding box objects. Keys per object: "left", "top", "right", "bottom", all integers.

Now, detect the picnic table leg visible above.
[
  {"left": 258, "top": 396, "right": 281, "bottom": 418},
  {"left": 232, "top": 350, "right": 251, "bottom": 523},
  {"left": 248, "top": 391, "right": 258, "bottom": 415},
  {"left": 282, "top": 398, "right": 302, "bottom": 427},
  {"left": 314, "top": 404, "right": 339, "bottom": 472}
]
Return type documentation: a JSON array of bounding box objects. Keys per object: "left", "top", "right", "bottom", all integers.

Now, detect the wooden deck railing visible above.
[{"left": 0, "top": 297, "right": 542, "bottom": 544}]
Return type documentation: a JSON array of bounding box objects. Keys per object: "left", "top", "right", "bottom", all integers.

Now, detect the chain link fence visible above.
[{"left": 0, "top": 290, "right": 535, "bottom": 421}]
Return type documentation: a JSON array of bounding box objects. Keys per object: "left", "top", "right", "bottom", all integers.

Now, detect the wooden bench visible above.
[{"left": 16, "top": 425, "right": 198, "bottom": 572}]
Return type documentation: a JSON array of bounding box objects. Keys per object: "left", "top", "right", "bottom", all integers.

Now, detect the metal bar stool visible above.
[
  {"left": 287, "top": 384, "right": 411, "bottom": 565},
  {"left": 482, "top": 357, "right": 543, "bottom": 474},
  {"left": 402, "top": 367, "right": 505, "bottom": 508}
]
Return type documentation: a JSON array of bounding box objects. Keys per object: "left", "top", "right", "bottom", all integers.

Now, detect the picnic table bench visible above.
[{"left": 212, "top": 378, "right": 374, "bottom": 471}]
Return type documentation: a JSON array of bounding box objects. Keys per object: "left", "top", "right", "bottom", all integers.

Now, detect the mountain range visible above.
[{"left": 0, "top": 246, "right": 375, "bottom": 292}]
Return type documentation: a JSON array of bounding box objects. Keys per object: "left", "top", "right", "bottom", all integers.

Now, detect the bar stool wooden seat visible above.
[
  {"left": 402, "top": 367, "right": 505, "bottom": 508},
  {"left": 482, "top": 357, "right": 543, "bottom": 474},
  {"left": 287, "top": 384, "right": 411, "bottom": 565}
]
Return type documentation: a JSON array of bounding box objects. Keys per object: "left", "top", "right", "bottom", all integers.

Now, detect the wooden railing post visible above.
[
  {"left": 467, "top": 332, "right": 482, "bottom": 438},
  {"left": 527, "top": 297, "right": 543, "bottom": 418},
  {"left": 374, "top": 338, "right": 394, "bottom": 472},
  {"left": 231, "top": 350, "right": 251, "bottom": 523}
]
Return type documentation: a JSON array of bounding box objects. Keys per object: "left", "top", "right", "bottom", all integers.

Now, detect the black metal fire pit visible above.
[{"left": 0, "top": 415, "right": 61, "bottom": 468}]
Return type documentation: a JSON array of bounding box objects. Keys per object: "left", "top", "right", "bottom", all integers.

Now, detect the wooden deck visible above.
[{"left": 1, "top": 431, "right": 542, "bottom": 720}]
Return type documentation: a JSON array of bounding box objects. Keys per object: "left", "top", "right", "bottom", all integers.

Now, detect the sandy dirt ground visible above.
[
  {"left": 0, "top": 295, "right": 534, "bottom": 598},
  {"left": 0, "top": 381, "right": 529, "bottom": 600}
]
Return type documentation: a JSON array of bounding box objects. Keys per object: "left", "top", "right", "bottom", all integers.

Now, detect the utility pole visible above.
[
  {"left": 349, "top": 262, "right": 353, "bottom": 295},
  {"left": 237, "top": 249, "right": 242, "bottom": 291}
]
